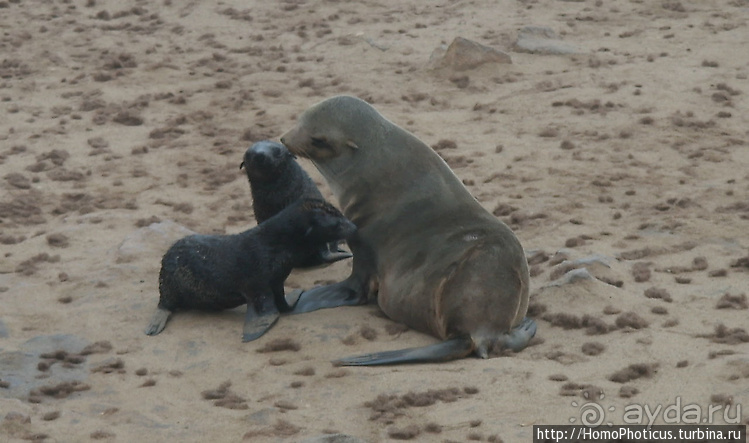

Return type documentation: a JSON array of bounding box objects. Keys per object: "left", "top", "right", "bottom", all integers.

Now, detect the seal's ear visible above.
[{"left": 346, "top": 140, "right": 359, "bottom": 150}]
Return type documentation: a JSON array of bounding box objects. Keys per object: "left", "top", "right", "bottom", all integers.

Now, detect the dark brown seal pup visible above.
[
  {"left": 144, "top": 198, "right": 357, "bottom": 342},
  {"left": 240, "top": 140, "right": 351, "bottom": 267},
  {"left": 280, "top": 96, "right": 536, "bottom": 365}
]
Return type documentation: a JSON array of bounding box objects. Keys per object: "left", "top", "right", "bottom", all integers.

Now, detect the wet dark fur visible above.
[
  {"left": 146, "top": 199, "right": 356, "bottom": 336},
  {"left": 242, "top": 140, "right": 324, "bottom": 223},
  {"left": 241, "top": 140, "right": 348, "bottom": 268}
]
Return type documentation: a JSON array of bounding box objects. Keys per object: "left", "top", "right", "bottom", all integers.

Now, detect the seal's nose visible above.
[{"left": 251, "top": 152, "right": 269, "bottom": 167}]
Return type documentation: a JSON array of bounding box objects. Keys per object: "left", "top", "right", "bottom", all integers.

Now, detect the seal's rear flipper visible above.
[
  {"left": 290, "top": 279, "right": 366, "bottom": 314},
  {"left": 144, "top": 308, "right": 172, "bottom": 336},
  {"left": 242, "top": 293, "right": 280, "bottom": 342},
  {"left": 333, "top": 337, "right": 474, "bottom": 366},
  {"left": 475, "top": 317, "right": 538, "bottom": 357},
  {"left": 505, "top": 317, "right": 537, "bottom": 352}
]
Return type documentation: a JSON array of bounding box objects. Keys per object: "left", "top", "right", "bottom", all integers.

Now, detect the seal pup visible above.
[
  {"left": 240, "top": 140, "right": 351, "bottom": 267},
  {"left": 144, "top": 198, "right": 357, "bottom": 342},
  {"left": 280, "top": 96, "right": 536, "bottom": 365}
]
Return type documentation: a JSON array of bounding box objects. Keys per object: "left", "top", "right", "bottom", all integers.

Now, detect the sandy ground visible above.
[{"left": 1, "top": 0, "right": 748, "bottom": 441}]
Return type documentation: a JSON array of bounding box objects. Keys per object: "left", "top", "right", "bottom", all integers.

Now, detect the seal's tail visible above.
[{"left": 332, "top": 337, "right": 474, "bottom": 366}]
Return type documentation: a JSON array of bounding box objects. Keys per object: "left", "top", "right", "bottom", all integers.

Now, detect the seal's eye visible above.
[{"left": 310, "top": 137, "right": 332, "bottom": 150}]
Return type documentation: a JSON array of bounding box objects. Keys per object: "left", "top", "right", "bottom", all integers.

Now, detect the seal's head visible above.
[
  {"left": 280, "top": 198, "right": 357, "bottom": 244},
  {"left": 240, "top": 140, "right": 294, "bottom": 182},
  {"left": 279, "top": 96, "right": 388, "bottom": 163},
  {"left": 281, "top": 96, "right": 396, "bottom": 198}
]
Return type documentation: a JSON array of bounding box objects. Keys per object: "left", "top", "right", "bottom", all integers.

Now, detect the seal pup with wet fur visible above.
[
  {"left": 145, "top": 198, "right": 357, "bottom": 342},
  {"left": 240, "top": 140, "right": 351, "bottom": 267},
  {"left": 281, "top": 96, "right": 536, "bottom": 365}
]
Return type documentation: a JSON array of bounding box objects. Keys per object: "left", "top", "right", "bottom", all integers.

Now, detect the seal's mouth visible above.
[{"left": 279, "top": 130, "right": 311, "bottom": 159}]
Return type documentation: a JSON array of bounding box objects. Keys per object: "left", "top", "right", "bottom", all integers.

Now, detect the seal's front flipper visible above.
[
  {"left": 290, "top": 279, "right": 366, "bottom": 314},
  {"left": 144, "top": 308, "right": 172, "bottom": 336},
  {"left": 333, "top": 337, "right": 474, "bottom": 366},
  {"left": 242, "top": 293, "right": 280, "bottom": 342}
]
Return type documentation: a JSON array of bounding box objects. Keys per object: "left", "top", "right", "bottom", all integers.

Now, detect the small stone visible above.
[{"left": 42, "top": 411, "right": 61, "bottom": 421}]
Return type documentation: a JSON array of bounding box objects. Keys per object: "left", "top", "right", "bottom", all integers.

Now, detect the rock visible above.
[
  {"left": 1, "top": 408, "right": 34, "bottom": 439},
  {"left": 429, "top": 37, "right": 512, "bottom": 71},
  {"left": 514, "top": 26, "right": 579, "bottom": 55},
  {"left": 115, "top": 220, "right": 195, "bottom": 264},
  {"left": 1, "top": 334, "right": 91, "bottom": 400},
  {"left": 547, "top": 267, "right": 596, "bottom": 286},
  {"left": 363, "top": 37, "right": 389, "bottom": 51},
  {"left": 546, "top": 254, "right": 624, "bottom": 288},
  {"left": 19, "top": 334, "right": 89, "bottom": 355}
]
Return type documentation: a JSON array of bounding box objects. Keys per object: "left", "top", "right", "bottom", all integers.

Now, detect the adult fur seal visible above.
[
  {"left": 280, "top": 96, "right": 536, "bottom": 365},
  {"left": 240, "top": 140, "right": 351, "bottom": 267},
  {"left": 145, "top": 198, "right": 357, "bottom": 342}
]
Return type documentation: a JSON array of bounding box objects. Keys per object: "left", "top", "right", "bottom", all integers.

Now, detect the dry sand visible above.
[{"left": 1, "top": 0, "right": 748, "bottom": 441}]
